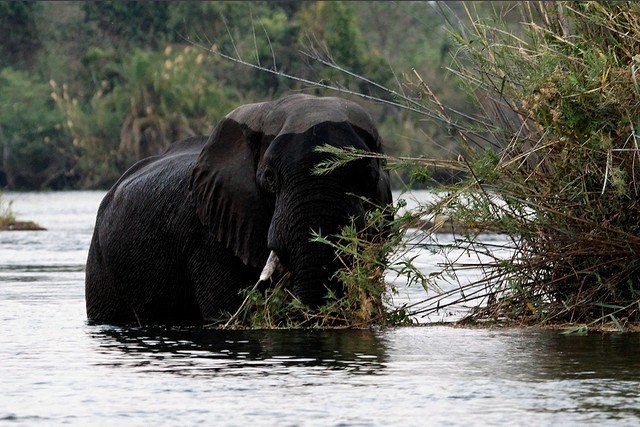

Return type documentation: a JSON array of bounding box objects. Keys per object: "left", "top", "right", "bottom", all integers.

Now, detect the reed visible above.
[
  {"left": 0, "top": 192, "right": 16, "bottom": 228},
  {"left": 414, "top": 1, "right": 640, "bottom": 330}
]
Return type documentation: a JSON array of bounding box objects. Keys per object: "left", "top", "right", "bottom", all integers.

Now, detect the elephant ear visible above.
[{"left": 189, "top": 117, "right": 271, "bottom": 269}]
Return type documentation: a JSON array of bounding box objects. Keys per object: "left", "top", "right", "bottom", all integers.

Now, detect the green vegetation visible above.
[
  {"left": 224, "top": 1, "right": 640, "bottom": 331},
  {"left": 0, "top": 192, "right": 16, "bottom": 228},
  {"left": 0, "top": 68, "right": 71, "bottom": 188},
  {"left": 0, "top": 1, "right": 468, "bottom": 190},
  {"left": 52, "top": 45, "right": 238, "bottom": 187},
  {"left": 383, "top": 2, "right": 640, "bottom": 332}
]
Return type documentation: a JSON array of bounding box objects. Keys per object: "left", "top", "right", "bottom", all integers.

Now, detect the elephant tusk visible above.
[{"left": 259, "top": 251, "right": 282, "bottom": 282}]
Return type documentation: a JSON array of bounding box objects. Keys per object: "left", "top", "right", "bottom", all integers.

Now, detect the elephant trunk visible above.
[
  {"left": 276, "top": 192, "right": 365, "bottom": 308},
  {"left": 289, "top": 241, "right": 344, "bottom": 308}
]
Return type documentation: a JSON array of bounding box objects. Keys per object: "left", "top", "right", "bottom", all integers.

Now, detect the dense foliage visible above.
[
  {"left": 408, "top": 1, "right": 640, "bottom": 331},
  {"left": 0, "top": 1, "right": 471, "bottom": 190}
]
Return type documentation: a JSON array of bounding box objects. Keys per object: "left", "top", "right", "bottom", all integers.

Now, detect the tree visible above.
[
  {"left": 0, "top": 2, "right": 41, "bottom": 68},
  {"left": 0, "top": 69, "right": 73, "bottom": 189},
  {"left": 83, "top": 1, "right": 171, "bottom": 49}
]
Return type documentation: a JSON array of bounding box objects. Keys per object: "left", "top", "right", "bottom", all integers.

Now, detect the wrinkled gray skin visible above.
[{"left": 85, "top": 94, "right": 392, "bottom": 325}]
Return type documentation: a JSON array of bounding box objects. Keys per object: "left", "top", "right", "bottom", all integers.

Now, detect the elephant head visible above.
[{"left": 189, "top": 94, "right": 391, "bottom": 307}]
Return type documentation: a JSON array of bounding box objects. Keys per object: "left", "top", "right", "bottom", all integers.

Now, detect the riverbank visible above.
[
  {"left": 0, "top": 220, "right": 46, "bottom": 231},
  {"left": 0, "top": 192, "right": 45, "bottom": 231},
  {"left": 411, "top": 215, "right": 502, "bottom": 234}
]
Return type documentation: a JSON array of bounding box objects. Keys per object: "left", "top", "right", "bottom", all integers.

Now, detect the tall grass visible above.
[
  {"left": 416, "top": 2, "right": 640, "bottom": 330},
  {"left": 0, "top": 192, "right": 16, "bottom": 228}
]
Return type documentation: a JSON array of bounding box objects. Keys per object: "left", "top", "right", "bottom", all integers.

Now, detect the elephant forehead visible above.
[{"left": 226, "top": 94, "right": 377, "bottom": 138}]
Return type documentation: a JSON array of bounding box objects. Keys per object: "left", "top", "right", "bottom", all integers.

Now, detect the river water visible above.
[{"left": 1, "top": 191, "right": 640, "bottom": 426}]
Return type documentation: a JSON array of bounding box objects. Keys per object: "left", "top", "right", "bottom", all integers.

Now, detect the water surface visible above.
[{"left": 1, "top": 191, "right": 639, "bottom": 426}]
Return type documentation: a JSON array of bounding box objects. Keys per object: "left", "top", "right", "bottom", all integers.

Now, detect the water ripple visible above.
[{"left": 2, "top": 191, "right": 640, "bottom": 426}]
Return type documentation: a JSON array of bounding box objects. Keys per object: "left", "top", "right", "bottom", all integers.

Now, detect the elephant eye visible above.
[{"left": 261, "top": 167, "right": 277, "bottom": 192}]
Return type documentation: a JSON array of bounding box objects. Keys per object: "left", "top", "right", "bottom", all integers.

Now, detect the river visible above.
[{"left": 1, "top": 191, "right": 640, "bottom": 426}]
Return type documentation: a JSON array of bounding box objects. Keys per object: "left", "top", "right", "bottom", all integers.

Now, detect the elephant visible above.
[{"left": 85, "top": 94, "right": 392, "bottom": 326}]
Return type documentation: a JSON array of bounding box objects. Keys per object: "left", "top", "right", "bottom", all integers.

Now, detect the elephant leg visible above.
[
  {"left": 85, "top": 277, "right": 136, "bottom": 325},
  {"left": 188, "top": 238, "right": 261, "bottom": 321},
  {"left": 85, "top": 235, "right": 137, "bottom": 324},
  {"left": 87, "top": 219, "right": 204, "bottom": 326}
]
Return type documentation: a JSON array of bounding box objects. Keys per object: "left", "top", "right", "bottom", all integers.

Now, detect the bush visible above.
[
  {"left": 54, "top": 45, "right": 239, "bottom": 188},
  {"left": 296, "top": 1, "right": 640, "bottom": 332},
  {"left": 0, "top": 68, "right": 73, "bottom": 188},
  {"left": 0, "top": 192, "right": 16, "bottom": 228},
  {"left": 417, "top": 1, "right": 640, "bottom": 330}
]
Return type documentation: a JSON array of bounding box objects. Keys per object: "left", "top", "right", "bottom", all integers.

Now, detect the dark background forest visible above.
[{"left": 0, "top": 1, "right": 495, "bottom": 190}]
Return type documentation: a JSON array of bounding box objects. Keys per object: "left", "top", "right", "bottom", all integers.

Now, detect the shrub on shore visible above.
[
  {"left": 415, "top": 2, "right": 640, "bottom": 331},
  {"left": 0, "top": 192, "right": 16, "bottom": 228}
]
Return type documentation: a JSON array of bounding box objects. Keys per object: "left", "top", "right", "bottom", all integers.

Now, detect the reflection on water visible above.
[
  {"left": 534, "top": 332, "right": 640, "bottom": 381},
  {"left": 2, "top": 191, "right": 640, "bottom": 426},
  {"left": 0, "top": 264, "right": 84, "bottom": 272},
  {"left": 92, "top": 327, "right": 387, "bottom": 376}
]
